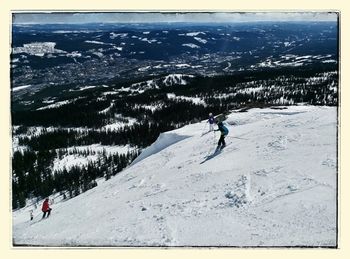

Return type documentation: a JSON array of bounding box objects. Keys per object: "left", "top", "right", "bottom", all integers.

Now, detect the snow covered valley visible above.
[{"left": 13, "top": 106, "right": 337, "bottom": 247}]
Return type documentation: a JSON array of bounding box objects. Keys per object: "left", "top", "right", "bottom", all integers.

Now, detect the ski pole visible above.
[
  {"left": 213, "top": 130, "right": 216, "bottom": 145},
  {"left": 200, "top": 122, "right": 208, "bottom": 136}
]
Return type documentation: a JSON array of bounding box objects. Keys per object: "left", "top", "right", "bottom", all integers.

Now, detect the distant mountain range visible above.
[{"left": 11, "top": 22, "right": 337, "bottom": 90}]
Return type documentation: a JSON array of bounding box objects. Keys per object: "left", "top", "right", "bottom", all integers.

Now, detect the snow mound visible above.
[{"left": 131, "top": 132, "right": 191, "bottom": 165}]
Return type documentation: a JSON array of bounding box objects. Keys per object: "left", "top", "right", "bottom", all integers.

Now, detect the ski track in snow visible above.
[{"left": 13, "top": 106, "right": 337, "bottom": 247}]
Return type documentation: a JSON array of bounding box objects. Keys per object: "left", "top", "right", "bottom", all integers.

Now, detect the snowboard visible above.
[{"left": 201, "top": 130, "right": 214, "bottom": 137}]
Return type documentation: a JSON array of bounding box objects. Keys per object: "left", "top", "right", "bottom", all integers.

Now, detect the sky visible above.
[{"left": 13, "top": 12, "right": 338, "bottom": 24}]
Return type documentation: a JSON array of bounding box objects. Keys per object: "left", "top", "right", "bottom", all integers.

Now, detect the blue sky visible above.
[{"left": 13, "top": 12, "right": 338, "bottom": 24}]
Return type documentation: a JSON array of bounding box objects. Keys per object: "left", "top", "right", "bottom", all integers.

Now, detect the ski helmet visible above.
[
  {"left": 218, "top": 121, "right": 223, "bottom": 126},
  {"left": 209, "top": 112, "right": 213, "bottom": 116}
]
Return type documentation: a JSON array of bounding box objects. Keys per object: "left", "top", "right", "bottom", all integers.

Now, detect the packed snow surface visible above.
[{"left": 13, "top": 106, "right": 337, "bottom": 247}]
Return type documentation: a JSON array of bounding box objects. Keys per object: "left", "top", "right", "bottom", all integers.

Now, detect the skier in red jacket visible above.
[{"left": 42, "top": 198, "right": 52, "bottom": 219}]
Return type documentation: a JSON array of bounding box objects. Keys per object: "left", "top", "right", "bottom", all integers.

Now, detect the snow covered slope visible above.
[{"left": 13, "top": 106, "right": 337, "bottom": 247}]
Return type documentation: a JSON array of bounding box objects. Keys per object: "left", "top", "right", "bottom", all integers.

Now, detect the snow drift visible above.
[
  {"left": 131, "top": 133, "right": 191, "bottom": 166},
  {"left": 13, "top": 106, "right": 337, "bottom": 247}
]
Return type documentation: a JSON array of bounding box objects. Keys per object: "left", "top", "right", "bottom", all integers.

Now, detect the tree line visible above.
[
  {"left": 12, "top": 65, "right": 338, "bottom": 129},
  {"left": 12, "top": 148, "right": 139, "bottom": 210}
]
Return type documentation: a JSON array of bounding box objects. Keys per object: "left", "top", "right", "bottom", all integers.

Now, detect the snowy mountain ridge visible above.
[{"left": 13, "top": 105, "right": 337, "bottom": 247}]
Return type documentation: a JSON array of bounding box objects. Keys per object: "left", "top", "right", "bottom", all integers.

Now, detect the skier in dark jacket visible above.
[
  {"left": 215, "top": 121, "right": 229, "bottom": 149},
  {"left": 42, "top": 198, "right": 52, "bottom": 219}
]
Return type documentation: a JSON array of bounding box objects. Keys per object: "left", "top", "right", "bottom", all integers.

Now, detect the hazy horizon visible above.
[{"left": 13, "top": 12, "right": 338, "bottom": 24}]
